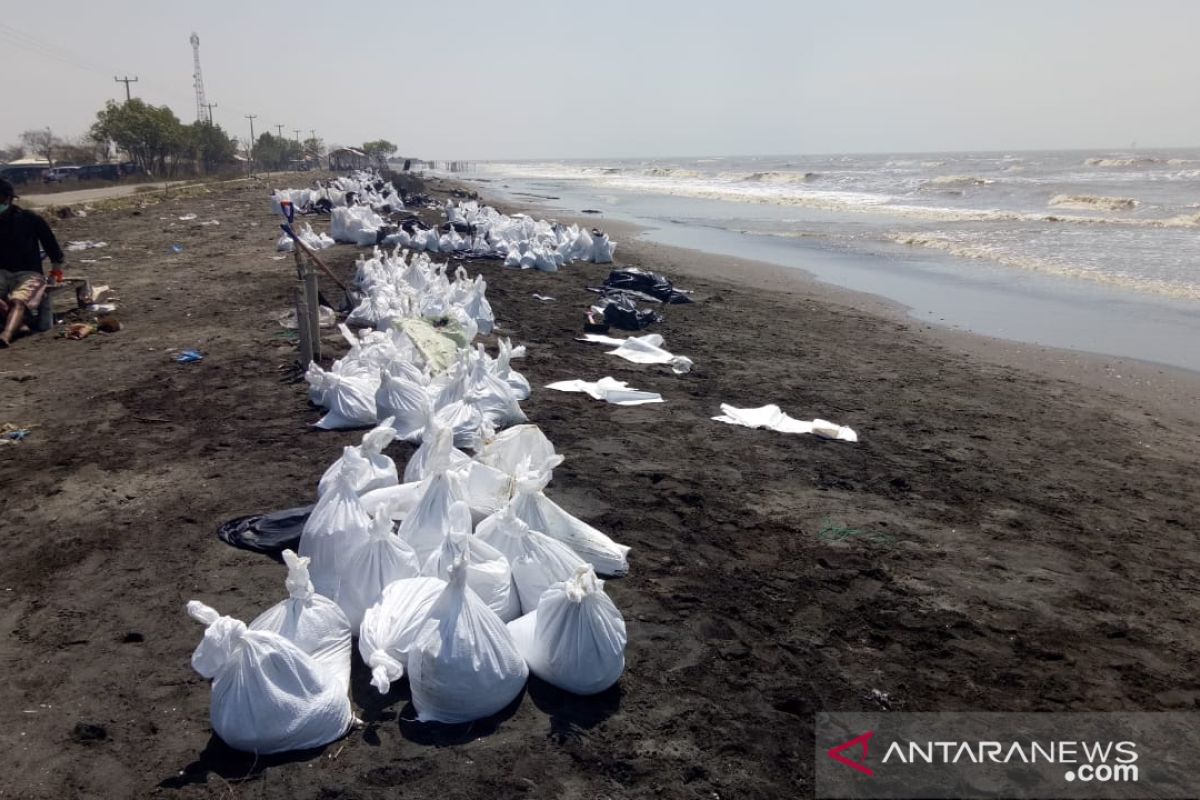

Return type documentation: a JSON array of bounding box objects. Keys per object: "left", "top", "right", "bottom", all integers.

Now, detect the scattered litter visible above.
[
  {"left": 577, "top": 333, "right": 693, "bottom": 374},
  {"left": 712, "top": 404, "right": 858, "bottom": 441},
  {"left": 86, "top": 303, "right": 118, "bottom": 314},
  {"left": 66, "top": 241, "right": 107, "bottom": 251},
  {"left": 78, "top": 256, "right": 113, "bottom": 263},
  {"left": 532, "top": 293, "right": 555, "bottom": 302},
  {"left": 169, "top": 244, "right": 184, "bottom": 254},
  {"left": 200, "top": 219, "right": 220, "bottom": 227},
  {"left": 64, "top": 323, "right": 96, "bottom": 340},
  {"left": 174, "top": 350, "right": 204, "bottom": 364},
  {"left": 545, "top": 377, "right": 664, "bottom": 406},
  {"left": 276, "top": 306, "right": 336, "bottom": 330},
  {"left": 0, "top": 423, "right": 31, "bottom": 444},
  {"left": 271, "top": 255, "right": 288, "bottom": 261},
  {"left": 178, "top": 213, "right": 197, "bottom": 221}
]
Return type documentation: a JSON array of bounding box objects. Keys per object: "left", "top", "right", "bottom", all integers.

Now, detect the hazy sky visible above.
[{"left": 3, "top": 0, "right": 1198, "bottom": 160}]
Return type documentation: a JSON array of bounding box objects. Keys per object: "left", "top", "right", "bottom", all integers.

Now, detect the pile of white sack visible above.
[
  {"left": 381, "top": 200, "right": 615, "bottom": 269},
  {"left": 188, "top": 222, "right": 630, "bottom": 753},
  {"left": 271, "top": 170, "right": 405, "bottom": 217}
]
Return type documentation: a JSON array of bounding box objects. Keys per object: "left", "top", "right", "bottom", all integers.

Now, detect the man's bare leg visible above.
[{"left": 0, "top": 300, "right": 28, "bottom": 347}]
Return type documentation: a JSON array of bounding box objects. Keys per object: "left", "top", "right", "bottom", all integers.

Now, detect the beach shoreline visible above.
[
  {"left": 1, "top": 175, "right": 1198, "bottom": 798},
  {"left": 466, "top": 179, "right": 1200, "bottom": 428}
]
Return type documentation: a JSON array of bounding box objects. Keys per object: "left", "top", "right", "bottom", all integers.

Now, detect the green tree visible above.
[
  {"left": 91, "top": 99, "right": 186, "bottom": 176},
  {"left": 302, "top": 136, "right": 325, "bottom": 162},
  {"left": 254, "top": 132, "right": 303, "bottom": 170},
  {"left": 361, "top": 139, "right": 397, "bottom": 167},
  {"left": 186, "top": 122, "right": 237, "bottom": 174}
]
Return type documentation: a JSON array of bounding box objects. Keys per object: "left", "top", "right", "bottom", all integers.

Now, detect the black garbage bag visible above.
[
  {"left": 595, "top": 295, "right": 662, "bottom": 330},
  {"left": 217, "top": 505, "right": 313, "bottom": 555},
  {"left": 603, "top": 268, "right": 692, "bottom": 304}
]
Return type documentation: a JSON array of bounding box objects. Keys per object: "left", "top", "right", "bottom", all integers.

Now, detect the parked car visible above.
[
  {"left": 76, "top": 164, "right": 123, "bottom": 181},
  {"left": 0, "top": 166, "right": 48, "bottom": 185},
  {"left": 43, "top": 166, "right": 81, "bottom": 183}
]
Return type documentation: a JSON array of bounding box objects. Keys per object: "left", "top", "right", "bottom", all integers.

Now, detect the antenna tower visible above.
[{"left": 190, "top": 32, "right": 209, "bottom": 124}]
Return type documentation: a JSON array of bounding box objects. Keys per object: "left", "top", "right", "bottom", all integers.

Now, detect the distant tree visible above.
[
  {"left": 361, "top": 139, "right": 397, "bottom": 167},
  {"left": 302, "top": 136, "right": 325, "bottom": 161},
  {"left": 55, "top": 136, "right": 107, "bottom": 166},
  {"left": 19, "top": 128, "right": 60, "bottom": 166},
  {"left": 0, "top": 144, "right": 24, "bottom": 163},
  {"left": 254, "top": 132, "right": 303, "bottom": 170},
  {"left": 91, "top": 99, "right": 186, "bottom": 176},
  {"left": 186, "top": 122, "right": 238, "bottom": 174}
]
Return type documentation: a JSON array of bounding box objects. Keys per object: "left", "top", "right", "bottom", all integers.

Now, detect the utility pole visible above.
[
  {"left": 309, "top": 129, "right": 316, "bottom": 140},
  {"left": 274, "top": 124, "right": 285, "bottom": 138},
  {"left": 245, "top": 114, "right": 258, "bottom": 175},
  {"left": 113, "top": 75, "right": 138, "bottom": 102},
  {"left": 294, "top": 129, "right": 301, "bottom": 142},
  {"left": 203, "top": 102, "right": 218, "bottom": 125}
]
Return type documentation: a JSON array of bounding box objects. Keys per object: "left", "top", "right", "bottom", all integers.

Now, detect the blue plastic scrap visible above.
[
  {"left": 1, "top": 429, "right": 30, "bottom": 442},
  {"left": 170, "top": 244, "right": 184, "bottom": 254},
  {"left": 175, "top": 350, "right": 204, "bottom": 363}
]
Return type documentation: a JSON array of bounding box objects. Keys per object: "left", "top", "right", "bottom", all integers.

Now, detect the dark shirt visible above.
[{"left": 0, "top": 206, "right": 64, "bottom": 275}]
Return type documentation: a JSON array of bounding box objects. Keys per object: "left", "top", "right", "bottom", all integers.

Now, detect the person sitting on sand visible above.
[
  {"left": 0, "top": 268, "right": 47, "bottom": 347},
  {"left": 0, "top": 178, "right": 66, "bottom": 278}
]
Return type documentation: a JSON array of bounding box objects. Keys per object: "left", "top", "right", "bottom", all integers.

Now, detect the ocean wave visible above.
[
  {"left": 1049, "top": 194, "right": 1138, "bottom": 211},
  {"left": 740, "top": 170, "right": 820, "bottom": 185},
  {"left": 889, "top": 232, "right": 1200, "bottom": 301},
  {"left": 927, "top": 175, "right": 995, "bottom": 188},
  {"left": 1084, "top": 157, "right": 1162, "bottom": 167}
]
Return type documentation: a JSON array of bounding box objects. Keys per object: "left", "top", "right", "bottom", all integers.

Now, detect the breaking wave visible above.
[
  {"left": 927, "top": 175, "right": 995, "bottom": 187},
  {"left": 1084, "top": 157, "right": 1162, "bottom": 167},
  {"left": 740, "top": 171, "right": 820, "bottom": 184},
  {"left": 1049, "top": 194, "right": 1138, "bottom": 211}
]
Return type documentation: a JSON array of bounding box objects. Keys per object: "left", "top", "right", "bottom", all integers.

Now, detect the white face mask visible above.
[{"left": 0, "top": 203, "right": 9, "bottom": 214}]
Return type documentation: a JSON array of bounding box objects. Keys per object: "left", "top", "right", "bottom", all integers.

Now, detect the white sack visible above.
[
  {"left": 187, "top": 601, "right": 354, "bottom": 754},
  {"left": 357, "top": 577, "right": 446, "bottom": 693},
  {"left": 406, "top": 559, "right": 529, "bottom": 723},
  {"left": 299, "top": 469, "right": 371, "bottom": 599},
  {"left": 475, "top": 504, "right": 588, "bottom": 614},
  {"left": 421, "top": 501, "right": 520, "bottom": 621},
  {"left": 509, "top": 490, "right": 631, "bottom": 577},
  {"left": 335, "top": 510, "right": 423, "bottom": 629},
  {"left": 317, "top": 419, "right": 399, "bottom": 497},
  {"left": 249, "top": 550, "right": 353, "bottom": 693},
  {"left": 506, "top": 565, "right": 626, "bottom": 694}
]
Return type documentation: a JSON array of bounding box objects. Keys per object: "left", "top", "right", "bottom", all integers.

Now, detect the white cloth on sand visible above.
[
  {"left": 577, "top": 333, "right": 693, "bottom": 374},
  {"left": 712, "top": 404, "right": 858, "bottom": 442},
  {"left": 545, "top": 377, "right": 663, "bottom": 406}
]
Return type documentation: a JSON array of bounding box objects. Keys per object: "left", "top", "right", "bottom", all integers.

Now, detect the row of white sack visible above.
[
  {"left": 308, "top": 419, "right": 631, "bottom": 577},
  {"left": 189, "top": 552, "right": 624, "bottom": 753},
  {"left": 272, "top": 171, "right": 404, "bottom": 217},
  {"left": 348, "top": 252, "right": 495, "bottom": 335},
  {"left": 445, "top": 200, "right": 617, "bottom": 265},
  {"left": 307, "top": 335, "right": 529, "bottom": 436},
  {"left": 275, "top": 222, "right": 336, "bottom": 253}
]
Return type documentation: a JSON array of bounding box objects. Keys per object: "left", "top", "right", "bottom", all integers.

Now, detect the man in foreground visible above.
[{"left": 0, "top": 177, "right": 66, "bottom": 346}]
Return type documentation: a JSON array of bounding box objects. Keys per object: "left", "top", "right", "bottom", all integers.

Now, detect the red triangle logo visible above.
[{"left": 827, "top": 731, "right": 875, "bottom": 776}]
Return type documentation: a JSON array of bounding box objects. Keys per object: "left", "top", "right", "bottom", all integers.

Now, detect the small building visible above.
[{"left": 328, "top": 147, "right": 369, "bottom": 172}]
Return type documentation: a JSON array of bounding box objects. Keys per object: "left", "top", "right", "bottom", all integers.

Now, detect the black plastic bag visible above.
[
  {"left": 595, "top": 295, "right": 662, "bottom": 330},
  {"left": 603, "top": 268, "right": 692, "bottom": 304},
  {"left": 217, "top": 505, "right": 313, "bottom": 555}
]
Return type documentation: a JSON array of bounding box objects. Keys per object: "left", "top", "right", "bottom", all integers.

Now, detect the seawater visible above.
[{"left": 456, "top": 150, "right": 1200, "bottom": 372}]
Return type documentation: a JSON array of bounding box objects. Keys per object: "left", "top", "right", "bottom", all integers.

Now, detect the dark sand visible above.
[{"left": 1, "top": 177, "right": 1198, "bottom": 799}]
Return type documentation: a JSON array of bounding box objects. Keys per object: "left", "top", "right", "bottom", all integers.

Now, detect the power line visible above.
[
  {"left": 114, "top": 75, "right": 138, "bottom": 103},
  {"left": 274, "top": 124, "right": 285, "bottom": 138}
]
